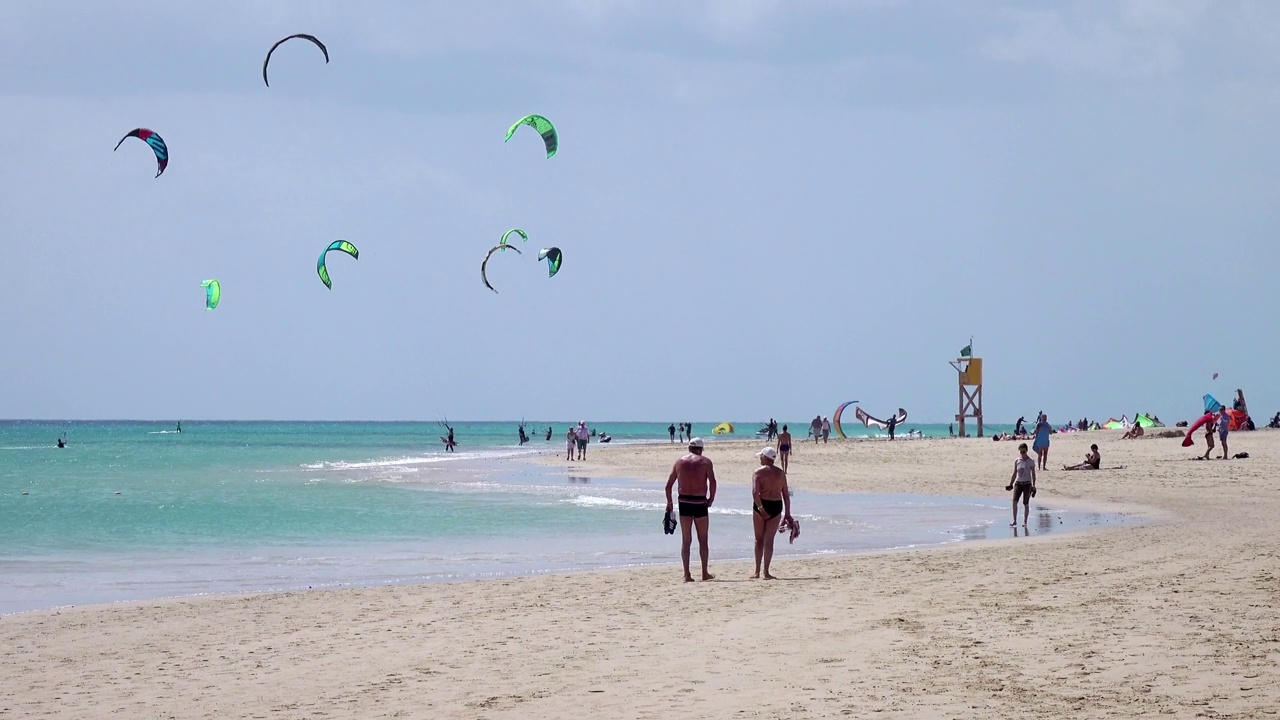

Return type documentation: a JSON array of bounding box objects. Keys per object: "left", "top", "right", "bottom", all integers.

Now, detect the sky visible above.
[{"left": 1, "top": 0, "right": 1277, "bottom": 423}]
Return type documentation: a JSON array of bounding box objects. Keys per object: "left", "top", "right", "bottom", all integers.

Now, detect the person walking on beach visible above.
[
  {"left": 1217, "top": 406, "right": 1231, "bottom": 459},
  {"left": 821, "top": 417, "right": 831, "bottom": 443},
  {"left": 886, "top": 414, "right": 898, "bottom": 441},
  {"left": 575, "top": 421, "right": 590, "bottom": 461},
  {"left": 665, "top": 438, "right": 717, "bottom": 582},
  {"left": 751, "top": 447, "right": 792, "bottom": 580},
  {"left": 565, "top": 427, "right": 576, "bottom": 461},
  {"left": 668, "top": 423, "right": 676, "bottom": 443},
  {"left": 809, "top": 416, "right": 821, "bottom": 443},
  {"left": 776, "top": 425, "right": 793, "bottom": 472},
  {"left": 677, "top": 422, "right": 685, "bottom": 443},
  {"left": 1032, "top": 414, "right": 1051, "bottom": 470},
  {"left": 1006, "top": 443, "right": 1037, "bottom": 526}
]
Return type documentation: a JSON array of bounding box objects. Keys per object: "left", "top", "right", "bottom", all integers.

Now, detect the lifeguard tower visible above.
[{"left": 949, "top": 342, "right": 983, "bottom": 438}]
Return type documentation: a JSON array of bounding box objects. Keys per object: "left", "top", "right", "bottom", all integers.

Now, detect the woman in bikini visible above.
[{"left": 751, "top": 447, "right": 792, "bottom": 580}]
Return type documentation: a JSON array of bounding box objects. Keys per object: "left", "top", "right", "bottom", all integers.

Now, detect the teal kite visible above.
[
  {"left": 537, "top": 247, "right": 562, "bottom": 278},
  {"left": 500, "top": 228, "right": 527, "bottom": 252},
  {"left": 317, "top": 240, "right": 358, "bottom": 289},
  {"left": 481, "top": 243, "right": 521, "bottom": 294},
  {"left": 200, "top": 279, "right": 220, "bottom": 310},
  {"left": 504, "top": 115, "right": 557, "bottom": 158}
]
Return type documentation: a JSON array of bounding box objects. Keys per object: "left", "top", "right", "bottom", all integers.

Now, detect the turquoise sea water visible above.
[{"left": 1, "top": 420, "right": 1111, "bottom": 615}]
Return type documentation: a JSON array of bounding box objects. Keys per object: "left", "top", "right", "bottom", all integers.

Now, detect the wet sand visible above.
[{"left": 4, "top": 429, "right": 1279, "bottom": 718}]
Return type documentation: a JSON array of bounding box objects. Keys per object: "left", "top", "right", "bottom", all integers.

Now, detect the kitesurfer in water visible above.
[
  {"left": 56, "top": 437, "right": 66, "bottom": 449},
  {"left": 518, "top": 424, "right": 529, "bottom": 445},
  {"left": 176, "top": 421, "right": 182, "bottom": 433},
  {"left": 545, "top": 427, "right": 552, "bottom": 441},
  {"left": 442, "top": 424, "right": 457, "bottom": 452}
]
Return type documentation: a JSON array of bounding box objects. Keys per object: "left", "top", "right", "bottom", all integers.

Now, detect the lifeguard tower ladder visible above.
[{"left": 949, "top": 344, "right": 983, "bottom": 438}]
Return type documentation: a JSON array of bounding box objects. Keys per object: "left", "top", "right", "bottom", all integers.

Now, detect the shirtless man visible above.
[
  {"left": 751, "top": 447, "right": 792, "bottom": 579},
  {"left": 664, "top": 438, "right": 717, "bottom": 582},
  {"left": 776, "top": 425, "right": 793, "bottom": 472}
]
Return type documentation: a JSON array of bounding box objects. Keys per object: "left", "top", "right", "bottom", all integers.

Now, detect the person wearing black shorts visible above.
[{"left": 664, "top": 438, "right": 717, "bottom": 582}]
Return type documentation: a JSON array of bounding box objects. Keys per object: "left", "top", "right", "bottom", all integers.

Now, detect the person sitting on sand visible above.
[
  {"left": 1122, "top": 423, "right": 1144, "bottom": 440},
  {"left": 750, "top": 447, "right": 791, "bottom": 580},
  {"left": 1064, "top": 444, "right": 1101, "bottom": 470},
  {"left": 1269, "top": 413, "right": 1280, "bottom": 429}
]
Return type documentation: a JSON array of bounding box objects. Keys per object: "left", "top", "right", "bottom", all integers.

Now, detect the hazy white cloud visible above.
[{"left": 984, "top": 1, "right": 1207, "bottom": 76}]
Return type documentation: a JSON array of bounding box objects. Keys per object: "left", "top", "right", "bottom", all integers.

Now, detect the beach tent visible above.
[{"left": 711, "top": 422, "right": 734, "bottom": 435}]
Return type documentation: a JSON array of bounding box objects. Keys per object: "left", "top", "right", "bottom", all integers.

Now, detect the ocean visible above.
[{"left": 0, "top": 419, "right": 1111, "bottom": 615}]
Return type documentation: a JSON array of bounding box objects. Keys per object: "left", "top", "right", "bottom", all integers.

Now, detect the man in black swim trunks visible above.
[
  {"left": 664, "top": 438, "right": 717, "bottom": 582},
  {"left": 751, "top": 447, "right": 792, "bottom": 580}
]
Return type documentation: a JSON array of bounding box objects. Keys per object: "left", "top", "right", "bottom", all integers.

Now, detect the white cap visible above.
[
  {"left": 757, "top": 447, "right": 777, "bottom": 460},
  {"left": 688, "top": 437, "right": 704, "bottom": 449}
]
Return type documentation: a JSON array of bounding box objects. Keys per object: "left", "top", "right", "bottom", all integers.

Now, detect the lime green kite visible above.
[
  {"left": 317, "top": 240, "right": 358, "bottom": 290},
  {"left": 505, "top": 115, "right": 557, "bottom": 158},
  {"left": 201, "top": 279, "right": 220, "bottom": 310}
]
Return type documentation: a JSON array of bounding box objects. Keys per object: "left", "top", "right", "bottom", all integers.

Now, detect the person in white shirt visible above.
[
  {"left": 575, "top": 421, "right": 590, "bottom": 461},
  {"left": 1006, "top": 443, "right": 1037, "bottom": 527}
]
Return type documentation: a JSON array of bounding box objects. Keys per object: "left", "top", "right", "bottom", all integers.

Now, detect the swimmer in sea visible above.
[{"left": 776, "top": 425, "right": 792, "bottom": 472}]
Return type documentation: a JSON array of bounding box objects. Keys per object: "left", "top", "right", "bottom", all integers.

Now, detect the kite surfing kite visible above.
[
  {"left": 711, "top": 422, "right": 734, "bottom": 435},
  {"left": 200, "top": 279, "right": 220, "bottom": 310},
  {"left": 504, "top": 114, "right": 557, "bottom": 158},
  {"left": 481, "top": 243, "right": 521, "bottom": 294},
  {"left": 856, "top": 406, "right": 908, "bottom": 430},
  {"left": 317, "top": 240, "right": 358, "bottom": 289},
  {"left": 831, "top": 400, "right": 858, "bottom": 439},
  {"left": 537, "top": 247, "right": 562, "bottom": 278},
  {"left": 262, "top": 33, "right": 329, "bottom": 87},
  {"left": 500, "top": 228, "right": 527, "bottom": 251},
  {"left": 114, "top": 128, "right": 168, "bottom": 177}
]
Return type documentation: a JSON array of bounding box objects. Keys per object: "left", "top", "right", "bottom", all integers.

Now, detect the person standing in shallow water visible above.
[
  {"left": 668, "top": 423, "right": 676, "bottom": 443},
  {"left": 751, "top": 447, "right": 792, "bottom": 580},
  {"left": 1006, "top": 442, "right": 1037, "bottom": 527},
  {"left": 664, "top": 438, "right": 717, "bottom": 582}
]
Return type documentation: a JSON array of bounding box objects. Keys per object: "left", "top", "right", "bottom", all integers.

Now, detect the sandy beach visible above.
[{"left": 5, "top": 429, "right": 1279, "bottom": 719}]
